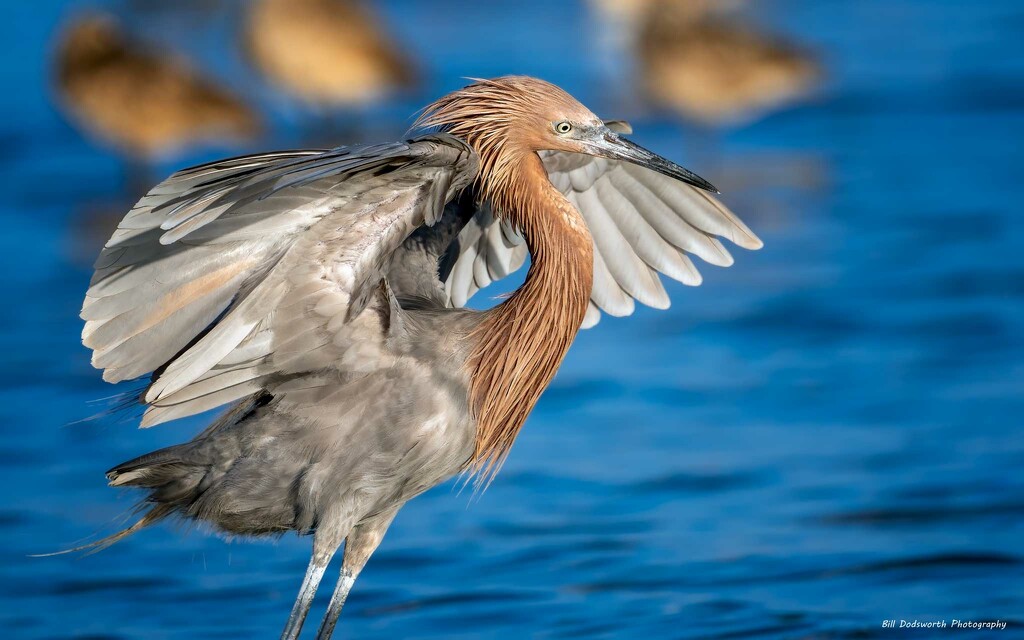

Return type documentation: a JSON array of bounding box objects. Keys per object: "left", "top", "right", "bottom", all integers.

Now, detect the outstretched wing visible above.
[
  {"left": 81, "top": 134, "right": 477, "bottom": 426},
  {"left": 442, "top": 150, "right": 762, "bottom": 326}
]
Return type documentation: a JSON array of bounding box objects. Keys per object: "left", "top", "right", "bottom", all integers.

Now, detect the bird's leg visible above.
[
  {"left": 280, "top": 536, "right": 341, "bottom": 640},
  {"left": 314, "top": 506, "right": 401, "bottom": 640}
]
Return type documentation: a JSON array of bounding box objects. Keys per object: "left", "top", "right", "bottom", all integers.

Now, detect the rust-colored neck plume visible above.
[
  {"left": 468, "top": 153, "right": 593, "bottom": 482},
  {"left": 417, "top": 77, "right": 597, "bottom": 483}
]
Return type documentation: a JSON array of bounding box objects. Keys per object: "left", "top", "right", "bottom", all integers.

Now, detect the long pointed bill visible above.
[{"left": 588, "top": 132, "right": 720, "bottom": 194}]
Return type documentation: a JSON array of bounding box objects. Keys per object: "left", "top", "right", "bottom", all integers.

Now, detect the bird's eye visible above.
[{"left": 555, "top": 121, "right": 573, "bottom": 134}]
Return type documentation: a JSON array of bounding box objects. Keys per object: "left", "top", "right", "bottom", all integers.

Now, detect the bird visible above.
[
  {"left": 636, "top": 6, "right": 822, "bottom": 126},
  {"left": 53, "top": 13, "right": 260, "bottom": 162},
  {"left": 73, "top": 76, "right": 761, "bottom": 638},
  {"left": 588, "top": 0, "right": 728, "bottom": 33},
  {"left": 244, "top": 0, "right": 416, "bottom": 110}
]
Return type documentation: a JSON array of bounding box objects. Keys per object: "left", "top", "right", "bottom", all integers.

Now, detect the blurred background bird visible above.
[
  {"left": 53, "top": 12, "right": 259, "bottom": 171},
  {"left": 637, "top": 7, "right": 822, "bottom": 126},
  {"left": 52, "top": 11, "right": 262, "bottom": 260},
  {"left": 588, "top": 0, "right": 728, "bottom": 36},
  {"left": 589, "top": 0, "right": 820, "bottom": 127},
  {"left": 244, "top": 0, "right": 416, "bottom": 143}
]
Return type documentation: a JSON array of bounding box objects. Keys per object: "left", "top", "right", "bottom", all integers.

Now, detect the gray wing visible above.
[
  {"left": 81, "top": 134, "right": 477, "bottom": 427},
  {"left": 443, "top": 150, "right": 762, "bottom": 327}
]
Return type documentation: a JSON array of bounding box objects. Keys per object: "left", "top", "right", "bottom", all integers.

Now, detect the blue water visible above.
[{"left": 1, "top": 1, "right": 1023, "bottom": 638}]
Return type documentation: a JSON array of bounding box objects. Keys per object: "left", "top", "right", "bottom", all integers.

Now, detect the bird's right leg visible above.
[
  {"left": 314, "top": 505, "right": 401, "bottom": 640},
  {"left": 280, "top": 534, "right": 342, "bottom": 640}
]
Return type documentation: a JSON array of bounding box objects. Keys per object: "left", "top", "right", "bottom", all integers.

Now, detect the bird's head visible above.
[
  {"left": 57, "top": 14, "right": 124, "bottom": 70},
  {"left": 416, "top": 76, "right": 718, "bottom": 196}
]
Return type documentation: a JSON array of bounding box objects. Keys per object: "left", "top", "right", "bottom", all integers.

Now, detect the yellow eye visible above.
[{"left": 555, "top": 121, "right": 573, "bottom": 134}]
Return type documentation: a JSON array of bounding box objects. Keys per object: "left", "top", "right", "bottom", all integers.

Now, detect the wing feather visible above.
[
  {"left": 443, "top": 205, "right": 527, "bottom": 307},
  {"left": 81, "top": 135, "right": 477, "bottom": 426},
  {"left": 544, "top": 150, "right": 760, "bottom": 323},
  {"left": 442, "top": 150, "right": 760, "bottom": 323},
  {"left": 571, "top": 185, "right": 668, "bottom": 309}
]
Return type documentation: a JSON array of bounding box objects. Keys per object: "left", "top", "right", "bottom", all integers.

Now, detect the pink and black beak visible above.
[{"left": 585, "top": 122, "right": 719, "bottom": 194}]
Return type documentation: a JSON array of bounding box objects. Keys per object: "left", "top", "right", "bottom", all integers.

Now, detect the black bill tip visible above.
[{"left": 595, "top": 132, "right": 721, "bottom": 194}]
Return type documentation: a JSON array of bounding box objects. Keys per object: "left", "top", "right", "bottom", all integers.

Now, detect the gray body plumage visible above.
[{"left": 113, "top": 348, "right": 476, "bottom": 538}]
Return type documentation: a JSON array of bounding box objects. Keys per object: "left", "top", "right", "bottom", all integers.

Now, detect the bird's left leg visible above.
[
  {"left": 314, "top": 505, "right": 401, "bottom": 640},
  {"left": 280, "top": 530, "right": 343, "bottom": 640}
]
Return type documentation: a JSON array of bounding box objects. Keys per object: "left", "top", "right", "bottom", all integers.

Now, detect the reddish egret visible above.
[
  {"left": 245, "top": 0, "right": 415, "bottom": 108},
  {"left": 54, "top": 13, "right": 259, "bottom": 160},
  {"left": 77, "top": 76, "right": 760, "bottom": 638}
]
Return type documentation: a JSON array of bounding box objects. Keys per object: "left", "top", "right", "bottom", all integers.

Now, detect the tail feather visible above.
[
  {"left": 37, "top": 396, "right": 267, "bottom": 558},
  {"left": 30, "top": 504, "right": 172, "bottom": 557},
  {"left": 107, "top": 446, "right": 207, "bottom": 504},
  {"left": 106, "top": 446, "right": 186, "bottom": 487}
]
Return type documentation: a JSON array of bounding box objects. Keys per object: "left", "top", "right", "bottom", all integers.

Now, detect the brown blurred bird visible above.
[
  {"left": 589, "top": 0, "right": 726, "bottom": 32},
  {"left": 245, "top": 0, "right": 416, "bottom": 109},
  {"left": 69, "top": 77, "right": 760, "bottom": 638},
  {"left": 637, "top": 5, "right": 822, "bottom": 125},
  {"left": 53, "top": 13, "right": 259, "bottom": 160}
]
